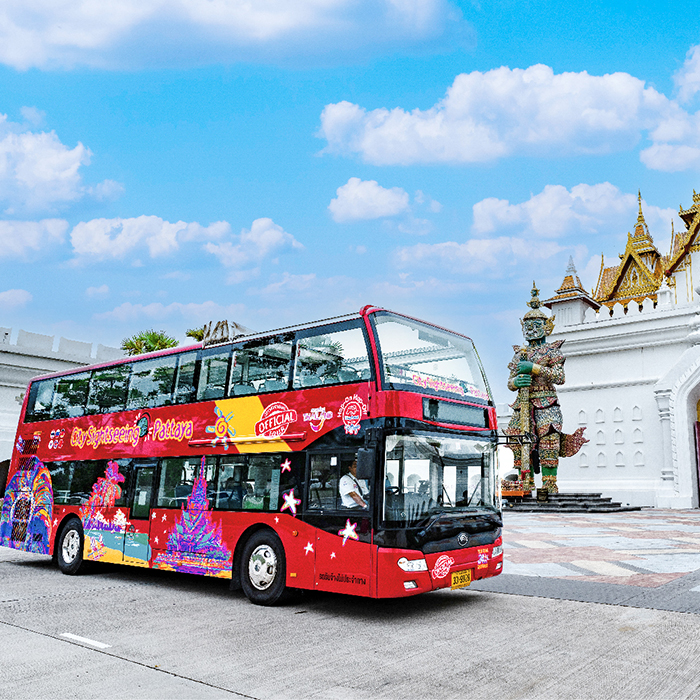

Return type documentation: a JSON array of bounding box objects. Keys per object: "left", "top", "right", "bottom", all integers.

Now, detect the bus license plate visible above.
[{"left": 451, "top": 569, "right": 472, "bottom": 589}]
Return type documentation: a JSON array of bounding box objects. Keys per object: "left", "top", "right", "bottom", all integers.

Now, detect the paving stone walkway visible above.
[{"left": 471, "top": 508, "right": 700, "bottom": 613}]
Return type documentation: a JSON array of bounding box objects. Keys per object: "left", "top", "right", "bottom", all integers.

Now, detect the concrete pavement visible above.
[
  {"left": 3, "top": 510, "right": 700, "bottom": 698},
  {"left": 473, "top": 509, "right": 700, "bottom": 613}
]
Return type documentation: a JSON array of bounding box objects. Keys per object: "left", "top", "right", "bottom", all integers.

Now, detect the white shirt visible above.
[{"left": 339, "top": 473, "right": 369, "bottom": 508}]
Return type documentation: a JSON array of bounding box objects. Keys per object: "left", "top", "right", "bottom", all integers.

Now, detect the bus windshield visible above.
[
  {"left": 383, "top": 432, "right": 497, "bottom": 527},
  {"left": 372, "top": 312, "right": 490, "bottom": 403}
]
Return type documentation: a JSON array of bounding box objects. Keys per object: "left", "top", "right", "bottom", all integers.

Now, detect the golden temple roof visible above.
[
  {"left": 593, "top": 192, "right": 665, "bottom": 309},
  {"left": 667, "top": 190, "right": 700, "bottom": 276}
]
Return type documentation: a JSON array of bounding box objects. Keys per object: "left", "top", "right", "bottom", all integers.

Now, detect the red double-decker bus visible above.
[{"left": 0, "top": 306, "right": 502, "bottom": 605}]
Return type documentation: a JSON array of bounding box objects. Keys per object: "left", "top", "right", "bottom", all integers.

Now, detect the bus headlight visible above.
[
  {"left": 492, "top": 545, "right": 503, "bottom": 558},
  {"left": 397, "top": 557, "right": 428, "bottom": 572}
]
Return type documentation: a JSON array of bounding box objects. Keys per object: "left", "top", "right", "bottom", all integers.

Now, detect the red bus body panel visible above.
[{"left": 1, "top": 307, "right": 502, "bottom": 599}]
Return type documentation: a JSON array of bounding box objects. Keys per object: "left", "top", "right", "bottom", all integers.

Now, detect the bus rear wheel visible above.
[
  {"left": 56, "top": 517, "right": 85, "bottom": 575},
  {"left": 240, "top": 530, "right": 287, "bottom": 606}
]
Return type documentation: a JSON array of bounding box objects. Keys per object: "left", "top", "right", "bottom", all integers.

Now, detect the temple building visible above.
[{"left": 536, "top": 189, "right": 700, "bottom": 508}]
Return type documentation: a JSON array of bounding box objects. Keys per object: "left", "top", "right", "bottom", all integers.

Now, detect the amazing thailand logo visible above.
[{"left": 303, "top": 406, "right": 334, "bottom": 433}]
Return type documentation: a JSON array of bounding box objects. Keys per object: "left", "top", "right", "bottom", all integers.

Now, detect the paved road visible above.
[
  {"left": 2, "top": 510, "right": 700, "bottom": 699},
  {"left": 474, "top": 509, "right": 700, "bottom": 613}
]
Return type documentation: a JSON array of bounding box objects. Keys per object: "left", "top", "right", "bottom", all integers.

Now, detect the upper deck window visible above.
[
  {"left": 228, "top": 336, "right": 294, "bottom": 396},
  {"left": 372, "top": 312, "right": 490, "bottom": 404},
  {"left": 127, "top": 355, "right": 178, "bottom": 410},
  {"left": 293, "top": 322, "right": 370, "bottom": 388},
  {"left": 51, "top": 371, "right": 91, "bottom": 418}
]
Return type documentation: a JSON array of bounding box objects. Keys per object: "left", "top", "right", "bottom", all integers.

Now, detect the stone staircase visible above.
[{"left": 501, "top": 491, "right": 643, "bottom": 513}]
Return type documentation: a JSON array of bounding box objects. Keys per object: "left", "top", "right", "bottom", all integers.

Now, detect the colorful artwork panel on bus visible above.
[
  {"left": 153, "top": 463, "right": 232, "bottom": 578},
  {"left": 0, "top": 456, "right": 53, "bottom": 555},
  {"left": 79, "top": 461, "right": 125, "bottom": 528},
  {"left": 79, "top": 461, "right": 135, "bottom": 566}
]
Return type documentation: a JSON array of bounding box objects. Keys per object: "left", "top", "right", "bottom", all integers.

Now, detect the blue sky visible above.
[{"left": 2, "top": 0, "right": 700, "bottom": 403}]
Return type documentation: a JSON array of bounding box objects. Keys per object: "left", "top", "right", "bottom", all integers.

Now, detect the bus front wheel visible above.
[
  {"left": 240, "top": 530, "right": 287, "bottom": 605},
  {"left": 56, "top": 517, "right": 85, "bottom": 575}
]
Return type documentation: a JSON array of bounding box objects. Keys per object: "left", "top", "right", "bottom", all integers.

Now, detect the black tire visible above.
[
  {"left": 56, "top": 517, "right": 85, "bottom": 575},
  {"left": 240, "top": 530, "right": 287, "bottom": 606}
]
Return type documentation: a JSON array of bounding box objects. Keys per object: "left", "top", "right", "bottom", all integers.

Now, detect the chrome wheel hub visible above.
[
  {"left": 248, "top": 544, "right": 277, "bottom": 590},
  {"left": 62, "top": 529, "right": 80, "bottom": 564}
]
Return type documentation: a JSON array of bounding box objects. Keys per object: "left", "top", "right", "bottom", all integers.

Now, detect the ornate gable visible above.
[
  {"left": 666, "top": 190, "right": 700, "bottom": 276},
  {"left": 594, "top": 192, "right": 664, "bottom": 310}
]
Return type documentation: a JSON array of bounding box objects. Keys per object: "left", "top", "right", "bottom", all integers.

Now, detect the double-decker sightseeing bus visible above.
[{"left": 0, "top": 306, "right": 502, "bottom": 605}]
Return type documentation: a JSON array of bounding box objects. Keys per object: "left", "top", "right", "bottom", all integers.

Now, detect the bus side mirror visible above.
[{"left": 356, "top": 448, "right": 375, "bottom": 480}]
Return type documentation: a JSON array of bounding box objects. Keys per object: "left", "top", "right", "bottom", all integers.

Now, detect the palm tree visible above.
[
  {"left": 185, "top": 326, "right": 205, "bottom": 342},
  {"left": 121, "top": 329, "right": 178, "bottom": 356}
]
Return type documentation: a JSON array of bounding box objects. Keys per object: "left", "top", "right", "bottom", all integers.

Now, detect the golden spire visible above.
[{"left": 636, "top": 190, "right": 646, "bottom": 226}]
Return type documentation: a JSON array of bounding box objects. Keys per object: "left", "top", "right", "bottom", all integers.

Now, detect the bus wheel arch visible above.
[
  {"left": 237, "top": 526, "right": 287, "bottom": 606},
  {"left": 55, "top": 516, "right": 85, "bottom": 575}
]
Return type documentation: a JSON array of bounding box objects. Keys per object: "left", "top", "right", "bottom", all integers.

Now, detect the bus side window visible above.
[
  {"left": 26, "top": 378, "right": 57, "bottom": 422},
  {"left": 51, "top": 371, "right": 91, "bottom": 419},
  {"left": 308, "top": 455, "right": 340, "bottom": 510},
  {"left": 197, "top": 347, "right": 231, "bottom": 401},
  {"left": 215, "top": 455, "right": 246, "bottom": 510},
  {"left": 48, "top": 461, "right": 73, "bottom": 505},
  {"left": 294, "top": 325, "right": 370, "bottom": 388},
  {"left": 174, "top": 351, "right": 198, "bottom": 404},
  {"left": 244, "top": 454, "right": 300, "bottom": 512},
  {"left": 127, "top": 356, "right": 177, "bottom": 410},
  {"left": 156, "top": 457, "right": 197, "bottom": 507},
  {"left": 68, "top": 461, "right": 107, "bottom": 505},
  {"left": 86, "top": 365, "right": 131, "bottom": 414}
]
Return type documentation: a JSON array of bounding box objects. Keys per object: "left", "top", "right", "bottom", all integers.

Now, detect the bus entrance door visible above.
[
  {"left": 123, "top": 463, "right": 155, "bottom": 568},
  {"left": 306, "top": 453, "right": 373, "bottom": 596}
]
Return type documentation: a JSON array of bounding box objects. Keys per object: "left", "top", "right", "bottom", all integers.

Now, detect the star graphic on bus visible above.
[
  {"left": 205, "top": 406, "right": 236, "bottom": 449},
  {"left": 152, "top": 512, "right": 156, "bottom": 519},
  {"left": 338, "top": 519, "right": 359, "bottom": 546},
  {"left": 274, "top": 516, "right": 279, "bottom": 523},
  {"left": 304, "top": 542, "right": 314, "bottom": 555},
  {"left": 330, "top": 552, "right": 336, "bottom": 559},
  {"left": 154, "top": 536, "right": 159, "bottom": 544},
  {"left": 280, "top": 458, "right": 291, "bottom": 473},
  {"left": 280, "top": 489, "right": 301, "bottom": 517},
  {"left": 162, "top": 513, "right": 167, "bottom": 521}
]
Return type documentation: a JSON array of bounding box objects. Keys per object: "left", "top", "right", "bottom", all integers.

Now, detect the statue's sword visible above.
[{"left": 519, "top": 346, "right": 531, "bottom": 488}]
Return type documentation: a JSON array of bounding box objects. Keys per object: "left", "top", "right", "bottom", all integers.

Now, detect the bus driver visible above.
[{"left": 339, "top": 458, "right": 369, "bottom": 509}]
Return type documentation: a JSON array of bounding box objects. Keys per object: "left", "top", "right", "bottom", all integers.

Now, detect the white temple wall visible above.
[{"left": 0, "top": 331, "right": 123, "bottom": 465}]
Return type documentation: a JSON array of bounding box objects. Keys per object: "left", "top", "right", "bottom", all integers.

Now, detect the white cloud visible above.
[
  {"left": 70, "top": 216, "right": 230, "bottom": 261},
  {"left": 675, "top": 45, "right": 700, "bottom": 104},
  {"left": 95, "top": 300, "right": 247, "bottom": 326},
  {"left": 329, "top": 177, "right": 410, "bottom": 222},
  {"left": 205, "top": 217, "right": 303, "bottom": 282},
  {"left": 0, "top": 113, "right": 122, "bottom": 212},
  {"left": 87, "top": 179, "right": 125, "bottom": 201},
  {"left": 86, "top": 284, "right": 109, "bottom": 298},
  {"left": 256, "top": 272, "right": 318, "bottom": 296},
  {"left": 0, "top": 0, "right": 468, "bottom": 70},
  {"left": 396, "top": 238, "right": 563, "bottom": 275},
  {"left": 20, "top": 106, "right": 46, "bottom": 127},
  {"left": 0, "top": 219, "right": 68, "bottom": 257},
  {"left": 0, "top": 288, "right": 32, "bottom": 309},
  {"left": 319, "top": 65, "right": 671, "bottom": 165},
  {"left": 0, "top": 114, "right": 92, "bottom": 211},
  {"left": 471, "top": 183, "right": 679, "bottom": 248}
]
